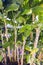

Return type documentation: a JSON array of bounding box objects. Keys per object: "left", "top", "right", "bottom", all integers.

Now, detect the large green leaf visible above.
[
  {"left": 19, "top": 24, "right": 32, "bottom": 38},
  {"left": 24, "top": 30, "right": 32, "bottom": 38},
  {"left": 19, "top": 24, "right": 32, "bottom": 33},
  {"left": 6, "top": 3, "right": 19, "bottom": 12}
]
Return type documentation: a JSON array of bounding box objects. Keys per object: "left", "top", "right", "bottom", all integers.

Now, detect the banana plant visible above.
[{"left": 0, "top": 0, "right": 43, "bottom": 65}]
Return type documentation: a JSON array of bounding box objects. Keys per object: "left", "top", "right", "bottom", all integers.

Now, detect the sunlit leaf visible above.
[
  {"left": 19, "top": 24, "right": 32, "bottom": 33},
  {"left": 31, "top": 48, "right": 39, "bottom": 54},
  {"left": 22, "top": 9, "right": 32, "bottom": 15},
  {"left": 25, "top": 45, "right": 32, "bottom": 51}
]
